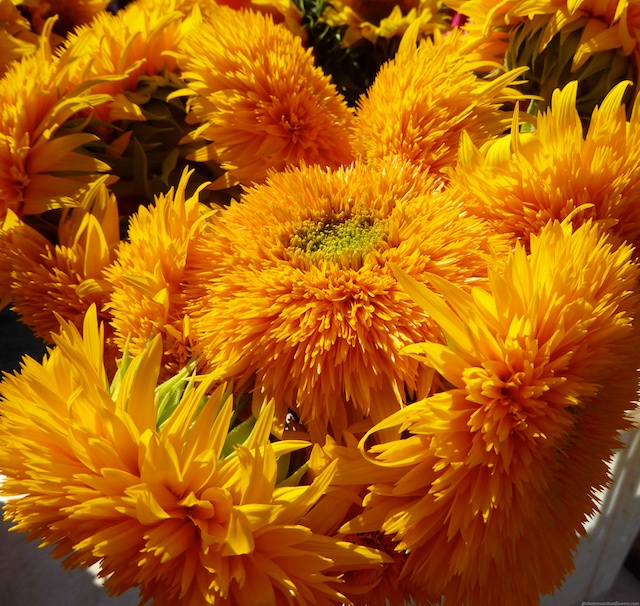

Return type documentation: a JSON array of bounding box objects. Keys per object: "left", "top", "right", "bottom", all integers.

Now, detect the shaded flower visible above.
[
  {"left": 185, "top": 159, "right": 509, "bottom": 442},
  {"left": 177, "top": 4, "right": 355, "bottom": 188},
  {"left": 306, "top": 436, "right": 420, "bottom": 606},
  {"left": 0, "top": 306, "right": 390, "bottom": 605},
  {"left": 0, "top": 0, "right": 39, "bottom": 74},
  {"left": 57, "top": 0, "right": 222, "bottom": 211},
  {"left": 454, "top": 80, "right": 640, "bottom": 250},
  {"left": 0, "top": 177, "right": 118, "bottom": 344},
  {"left": 342, "top": 220, "right": 640, "bottom": 606},
  {"left": 321, "top": 0, "right": 448, "bottom": 46},
  {"left": 105, "top": 169, "right": 210, "bottom": 378},
  {"left": 449, "top": 0, "right": 640, "bottom": 118},
  {"left": 350, "top": 22, "right": 528, "bottom": 177},
  {"left": 0, "top": 23, "right": 111, "bottom": 221},
  {"left": 19, "top": 0, "right": 110, "bottom": 36}
]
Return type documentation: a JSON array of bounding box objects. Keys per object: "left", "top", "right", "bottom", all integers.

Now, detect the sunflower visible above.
[
  {"left": 105, "top": 169, "right": 210, "bottom": 379},
  {"left": 321, "top": 0, "right": 448, "bottom": 46},
  {"left": 449, "top": 0, "right": 640, "bottom": 119},
  {"left": 454, "top": 80, "right": 640, "bottom": 251},
  {"left": 341, "top": 220, "right": 640, "bottom": 606},
  {"left": 56, "top": 0, "right": 226, "bottom": 212},
  {"left": 0, "top": 306, "right": 389, "bottom": 605},
  {"left": 0, "top": 21, "right": 111, "bottom": 222},
  {"left": 176, "top": 4, "right": 355, "bottom": 188},
  {"left": 350, "top": 22, "right": 528, "bottom": 177},
  {"left": 0, "top": 178, "right": 118, "bottom": 345},
  {"left": 185, "top": 159, "right": 509, "bottom": 443}
]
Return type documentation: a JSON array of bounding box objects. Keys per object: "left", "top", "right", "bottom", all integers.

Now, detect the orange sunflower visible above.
[
  {"left": 0, "top": 306, "right": 390, "bottom": 605},
  {"left": 0, "top": 177, "right": 118, "bottom": 346},
  {"left": 341, "top": 220, "right": 640, "bottom": 606},
  {"left": 54, "top": 0, "right": 220, "bottom": 209},
  {"left": 350, "top": 22, "right": 528, "bottom": 177},
  {"left": 176, "top": 4, "right": 355, "bottom": 188},
  {"left": 185, "top": 159, "right": 509, "bottom": 443},
  {"left": 0, "top": 21, "right": 111, "bottom": 221},
  {"left": 453, "top": 80, "right": 640, "bottom": 251},
  {"left": 105, "top": 169, "right": 210, "bottom": 378}
]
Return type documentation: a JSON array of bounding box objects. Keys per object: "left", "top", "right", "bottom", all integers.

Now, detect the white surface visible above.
[
  {"left": 0, "top": 511, "right": 638, "bottom": 605},
  {"left": 540, "top": 427, "right": 640, "bottom": 606},
  {"left": 0, "top": 514, "right": 140, "bottom": 605}
]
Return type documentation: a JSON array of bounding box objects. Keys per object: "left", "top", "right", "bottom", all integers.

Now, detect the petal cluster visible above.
[
  {"left": 0, "top": 307, "right": 388, "bottom": 605},
  {"left": 341, "top": 220, "right": 640, "bottom": 606},
  {"left": 350, "top": 23, "right": 528, "bottom": 177},
  {"left": 185, "top": 159, "right": 508, "bottom": 442},
  {"left": 454, "top": 81, "right": 640, "bottom": 250},
  {"left": 106, "top": 170, "right": 209, "bottom": 377},
  {"left": 177, "top": 5, "right": 355, "bottom": 187}
]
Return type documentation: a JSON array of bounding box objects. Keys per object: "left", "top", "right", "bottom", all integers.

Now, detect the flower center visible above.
[{"left": 289, "top": 214, "right": 386, "bottom": 259}]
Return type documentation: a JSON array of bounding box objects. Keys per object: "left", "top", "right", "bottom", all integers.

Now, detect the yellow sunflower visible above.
[
  {"left": 185, "top": 159, "right": 509, "bottom": 443},
  {"left": 177, "top": 4, "right": 355, "bottom": 188},
  {"left": 350, "top": 22, "right": 528, "bottom": 177},
  {"left": 454, "top": 80, "right": 640, "bottom": 250},
  {"left": 105, "top": 170, "right": 210, "bottom": 379},
  {"left": 0, "top": 178, "right": 118, "bottom": 346},
  {"left": 321, "top": 0, "right": 449, "bottom": 46},
  {"left": 61, "top": 0, "right": 196, "bottom": 114},
  {"left": 52, "top": 0, "right": 230, "bottom": 211},
  {"left": 0, "top": 21, "right": 111, "bottom": 221},
  {"left": 0, "top": 306, "right": 389, "bottom": 605},
  {"left": 341, "top": 220, "right": 640, "bottom": 606},
  {"left": 450, "top": 0, "right": 640, "bottom": 117}
]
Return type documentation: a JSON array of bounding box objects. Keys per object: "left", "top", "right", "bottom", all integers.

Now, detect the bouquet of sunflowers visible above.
[{"left": 1, "top": 1, "right": 639, "bottom": 605}]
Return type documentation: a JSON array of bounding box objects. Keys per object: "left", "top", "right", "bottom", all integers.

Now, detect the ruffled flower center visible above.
[{"left": 289, "top": 213, "right": 387, "bottom": 260}]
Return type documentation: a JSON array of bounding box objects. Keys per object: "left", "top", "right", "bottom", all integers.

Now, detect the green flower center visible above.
[{"left": 290, "top": 214, "right": 386, "bottom": 259}]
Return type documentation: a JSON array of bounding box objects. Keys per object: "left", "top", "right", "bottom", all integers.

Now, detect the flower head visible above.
[
  {"left": 185, "top": 159, "right": 509, "bottom": 442},
  {"left": 0, "top": 306, "right": 389, "bottom": 605},
  {"left": 0, "top": 177, "right": 118, "bottom": 343},
  {"left": 177, "top": 4, "right": 355, "bottom": 187},
  {"left": 106, "top": 170, "right": 210, "bottom": 378},
  {"left": 57, "top": 0, "right": 223, "bottom": 210},
  {"left": 321, "top": 0, "right": 448, "bottom": 46},
  {"left": 450, "top": 0, "right": 640, "bottom": 118},
  {"left": 350, "top": 23, "right": 528, "bottom": 177},
  {"left": 342, "top": 220, "right": 640, "bottom": 606},
  {"left": 454, "top": 80, "right": 640, "bottom": 250},
  {"left": 0, "top": 23, "right": 111, "bottom": 221}
]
